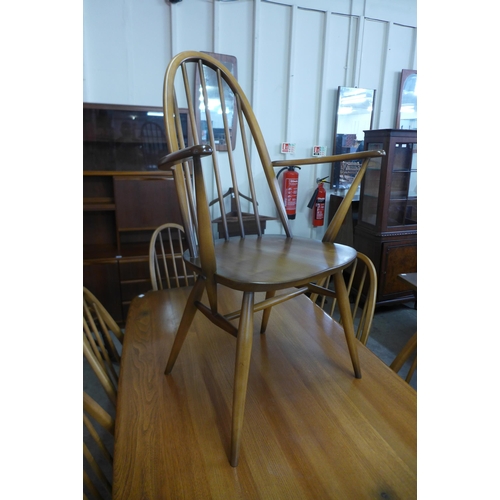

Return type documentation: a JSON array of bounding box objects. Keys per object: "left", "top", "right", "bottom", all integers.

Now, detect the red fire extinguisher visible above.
[
  {"left": 308, "top": 177, "right": 328, "bottom": 227},
  {"left": 277, "top": 166, "right": 301, "bottom": 220}
]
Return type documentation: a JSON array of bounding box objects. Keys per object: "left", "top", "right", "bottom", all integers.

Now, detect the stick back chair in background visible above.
[
  {"left": 83, "top": 390, "right": 115, "bottom": 500},
  {"left": 158, "top": 51, "right": 385, "bottom": 466},
  {"left": 148, "top": 222, "right": 194, "bottom": 291},
  {"left": 310, "top": 252, "right": 377, "bottom": 346},
  {"left": 83, "top": 288, "right": 121, "bottom": 498},
  {"left": 83, "top": 287, "right": 123, "bottom": 404}
]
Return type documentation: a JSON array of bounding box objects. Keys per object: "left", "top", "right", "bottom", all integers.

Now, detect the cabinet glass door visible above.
[
  {"left": 388, "top": 142, "right": 417, "bottom": 227},
  {"left": 83, "top": 104, "right": 191, "bottom": 172}
]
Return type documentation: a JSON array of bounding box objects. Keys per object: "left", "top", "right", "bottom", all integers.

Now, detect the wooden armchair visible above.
[
  {"left": 83, "top": 391, "right": 115, "bottom": 499},
  {"left": 158, "top": 51, "right": 385, "bottom": 466},
  {"left": 83, "top": 288, "right": 120, "bottom": 498},
  {"left": 83, "top": 287, "right": 123, "bottom": 405}
]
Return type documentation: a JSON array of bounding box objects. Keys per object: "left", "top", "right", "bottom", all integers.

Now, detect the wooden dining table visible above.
[{"left": 113, "top": 286, "right": 417, "bottom": 499}]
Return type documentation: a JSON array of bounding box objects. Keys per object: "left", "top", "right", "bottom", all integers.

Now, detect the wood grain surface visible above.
[{"left": 113, "top": 287, "right": 416, "bottom": 499}]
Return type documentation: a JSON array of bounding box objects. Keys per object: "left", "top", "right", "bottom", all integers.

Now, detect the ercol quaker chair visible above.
[
  {"left": 83, "top": 390, "right": 115, "bottom": 499},
  {"left": 310, "top": 252, "right": 377, "bottom": 346},
  {"left": 148, "top": 222, "right": 194, "bottom": 291},
  {"left": 84, "top": 334, "right": 116, "bottom": 498},
  {"left": 158, "top": 51, "right": 385, "bottom": 466},
  {"left": 83, "top": 289, "right": 121, "bottom": 498},
  {"left": 83, "top": 287, "right": 124, "bottom": 404}
]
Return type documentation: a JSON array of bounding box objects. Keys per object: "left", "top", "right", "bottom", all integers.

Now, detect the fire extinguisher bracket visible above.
[{"left": 307, "top": 188, "right": 319, "bottom": 209}]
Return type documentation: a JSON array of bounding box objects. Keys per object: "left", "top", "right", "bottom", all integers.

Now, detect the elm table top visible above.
[{"left": 113, "top": 286, "right": 417, "bottom": 499}]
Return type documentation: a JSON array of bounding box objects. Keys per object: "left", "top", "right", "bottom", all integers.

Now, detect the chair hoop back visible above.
[
  {"left": 83, "top": 287, "right": 123, "bottom": 403},
  {"left": 161, "top": 51, "right": 290, "bottom": 248},
  {"left": 149, "top": 222, "right": 195, "bottom": 291}
]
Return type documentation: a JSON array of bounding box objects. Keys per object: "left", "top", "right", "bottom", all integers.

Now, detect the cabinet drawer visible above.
[
  {"left": 380, "top": 241, "right": 417, "bottom": 300},
  {"left": 119, "top": 259, "right": 152, "bottom": 303},
  {"left": 114, "top": 176, "right": 183, "bottom": 230}
]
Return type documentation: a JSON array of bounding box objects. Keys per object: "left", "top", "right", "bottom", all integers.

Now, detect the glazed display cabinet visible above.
[{"left": 354, "top": 129, "right": 417, "bottom": 306}]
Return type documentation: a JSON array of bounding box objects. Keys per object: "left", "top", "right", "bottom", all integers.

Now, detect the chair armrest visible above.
[
  {"left": 158, "top": 144, "right": 213, "bottom": 170},
  {"left": 271, "top": 149, "right": 385, "bottom": 168}
]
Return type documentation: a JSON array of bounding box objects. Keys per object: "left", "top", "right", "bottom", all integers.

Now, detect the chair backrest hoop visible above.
[
  {"left": 83, "top": 287, "right": 123, "bottom": 402},
  {"left": 149, "top": 222, "right": 194, "bottom": 290},
  {"left": 162, "top": 51, "right": 291, "bottom": 245}
]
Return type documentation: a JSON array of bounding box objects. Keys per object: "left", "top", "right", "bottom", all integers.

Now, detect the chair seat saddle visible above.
[{"left": 185, "top": 235, "right": 357, "bottom": 291}]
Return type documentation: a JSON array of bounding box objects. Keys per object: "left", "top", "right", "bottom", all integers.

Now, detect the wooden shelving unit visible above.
[{"left": 83, "top": 103, "right": 185, "bottom": 323}]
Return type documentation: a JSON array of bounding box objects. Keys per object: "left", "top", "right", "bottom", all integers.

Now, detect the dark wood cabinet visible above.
[
  {"left": 354, "top": 129, "right": 417, "bottom": 306},
  {"left": 83, "top": 103, "right": 186, "bottom": 323}
]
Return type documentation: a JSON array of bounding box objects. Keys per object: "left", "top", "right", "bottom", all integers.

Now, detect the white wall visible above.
[{"left": 83, "top": 0, "right": 417, "bottom": 238}]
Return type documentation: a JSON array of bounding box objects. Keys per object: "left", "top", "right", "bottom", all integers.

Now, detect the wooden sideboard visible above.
[{"left": 83, "top": 171, "right": 184, "bottom": 323}]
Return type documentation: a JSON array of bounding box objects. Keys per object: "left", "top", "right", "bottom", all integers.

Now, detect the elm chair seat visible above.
[
  {"left": 158, "top": 51, "right": 385, "bottom": 466},
  {"left": 185, "top": 234, "right": 357, "bottom": 291}
]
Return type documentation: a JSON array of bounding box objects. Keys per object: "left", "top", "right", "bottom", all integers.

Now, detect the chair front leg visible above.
[
  {"left": 165, "top": 276, "right": 206, "bottom": 375},
  {"left": 332, "top": 272, "right": 361, "bottom": 379},
  {"left": 230, "top": 290, "right": 255, "bottom": 467}
]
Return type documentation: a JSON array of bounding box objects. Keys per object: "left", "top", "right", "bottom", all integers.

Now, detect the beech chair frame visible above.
[
  {"left": 83, "top": 391, "right": 115, "bottom": 499},
  {"left": 158, "top": 51, "right": 385, "bottom": 466},
  {"left": 83, "top": 287, "right": 123, "bottom": 405}
]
